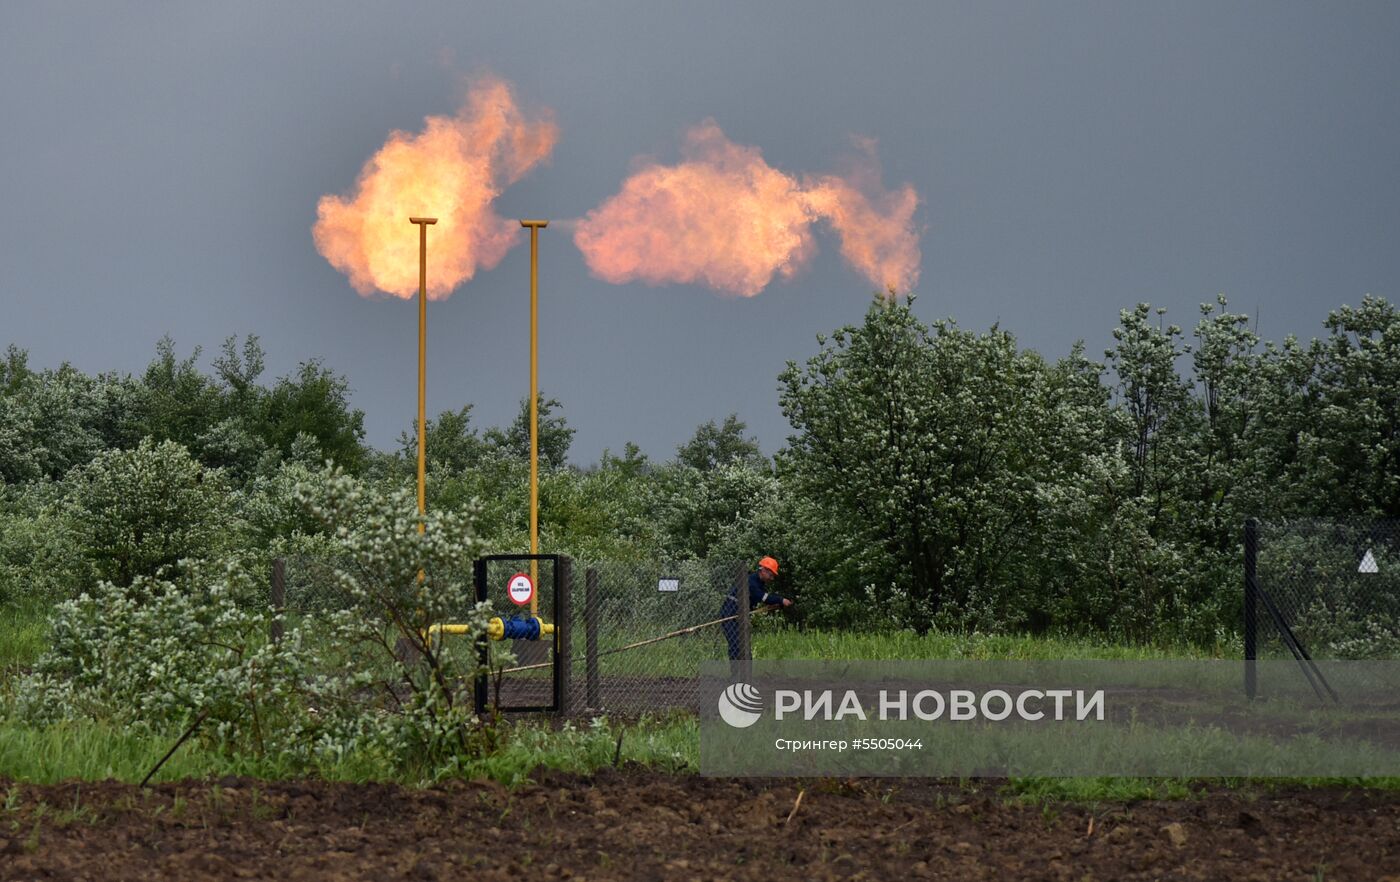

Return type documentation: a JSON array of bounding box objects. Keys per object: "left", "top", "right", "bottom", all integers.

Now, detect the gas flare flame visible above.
[
  {"left": 313, "top": 76, "right": 557, "bottom": 299},
  {"left": 573, "top": 121, "right": 920, "bottom": 297}
]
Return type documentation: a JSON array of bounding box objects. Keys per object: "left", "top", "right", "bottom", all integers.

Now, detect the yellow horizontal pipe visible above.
[
  {"left": 425, "top": 618, "right": 557, "bottom": 643},
  {"left": 422, "top": 623, "right": 474, "bottom": 643}
]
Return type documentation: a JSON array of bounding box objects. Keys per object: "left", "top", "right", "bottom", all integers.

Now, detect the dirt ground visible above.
[{"left": 2, "top": 770, "right": 1399, "bottom": 881}]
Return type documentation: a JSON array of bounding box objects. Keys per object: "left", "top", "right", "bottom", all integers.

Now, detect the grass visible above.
[
  {"left": 756, "top": 626, "right": 1233, "bottom": 661},
  {"left": 0, "top": 714, "right": 697, "bottom": 787},
  {"left": 1005, "top": 774, "right": 1400, "bottom": 802},
  {"left": 4, "top": 713, "right": 1394, "bottom": 805},
  {"left": 1, "top": 597, "right": 1390, "bottom": 800},
  {"left": 0, "top": 597, "right": 49, "bottom": 676},
  {"left": 463, "top": 619, "right": 1234, "bottom": 683}
]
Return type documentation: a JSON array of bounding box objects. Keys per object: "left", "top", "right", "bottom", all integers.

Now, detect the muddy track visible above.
[{"left": 1, "top": 770, "right": 1398, "bottom": 880}]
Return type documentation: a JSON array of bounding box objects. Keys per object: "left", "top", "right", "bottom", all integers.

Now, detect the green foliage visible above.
[
  {"left": 0, "top": 336, "right": 369, "bottom": 490},
  {"left": 62, "top": 438, "right": 237, "bottom": 589},
  {"left": 5, "top": 293, "right": 1400, "bottom": 648},
  {"left": 0, "top": 482, "right": 89, "bottom": 605},
  {"left": 486, "top": 393, "right": 575, "bottom": 469},
  {"left": 0, "top": 714, "right": 696, "bottom": 786},
  {"left": 660, "top": 460, "right": 778, "bottom": 560},
  {"left": 0, "top": 596, "right": 50, "bottom": 675},
  {"left": 399, "top": 405, "right": 487, "bottom": 474},
  {"left": 676, "top": 413, "right": 765, "bottom": 472},
  {"left": 134, "top": 336, "right": 226, "bottom": 455},
  {"left": 262, "top": 359, "right": 366, "bottom": 473},
  {"left": 237, "top": 457, "right": 331, "bottom": 549},
  {"left": 19, "top": 563, "right": 307, "bottom": 748},
  {"left": 0, "top": 358, "right": 110, "bottom": 484},
  {"left": 290, "top": 466, "right": 493, "bottom": 767},
  {"left": 1302, "top": 297, "right": 1400, "bottom": 517},
  {"left": 14, "top": 468, "right": 498, "bottom": 776},
  {"left": 779, "top": 298, "right": 1097, "bottom": 633}
]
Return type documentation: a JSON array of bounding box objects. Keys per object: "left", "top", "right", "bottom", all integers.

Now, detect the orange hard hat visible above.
[{"left": 758, "top": 556, "right": 779, "bottom": 576}]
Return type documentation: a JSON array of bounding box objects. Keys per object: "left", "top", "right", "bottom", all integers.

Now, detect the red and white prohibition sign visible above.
[{"left": 506, "top": 572, "right": 535, "bottom": 607}]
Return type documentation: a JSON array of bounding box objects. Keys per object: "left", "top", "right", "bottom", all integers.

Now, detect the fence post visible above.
[
  {"left": 473, "top": 557, "right": 489, "bottom": 716},
  {"left": 557, "top": 556, "right": 573, "bottom": 715},
  {"left": 270, "top": 558, "right": 285, "bottom": 646},
  {"left": 1244, "top": 518, "right": 1258, "bottom": 700},
  {"left": 585, "top": 567, "right": 600, "bottom": 710},
  {"left": 735, "top": 563, "right": 751, "bottom": 682}
]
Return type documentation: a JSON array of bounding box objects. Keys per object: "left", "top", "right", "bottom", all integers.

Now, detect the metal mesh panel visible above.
[
  {"left": 278, "top": 552, "right": 353, "bottom": 613},
  {"left": 570, "top": 559, "right": 744, "bottom": 715},
  {"left": 275, "top": 553, "right": 476, "bottom": 616},
  {"left": 270, "top": 553, "right": 748, "bottom": 717},
  {"left": 1254, "top": 519, "right": 1400, "bottom": 659}
]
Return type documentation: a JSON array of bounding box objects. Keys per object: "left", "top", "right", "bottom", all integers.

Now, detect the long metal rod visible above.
[
  {"left": 499, "top": 605, "right": 777, "bottom": 675},
  {"left": 1255, "top": 578, "right": 1338, "bottom": 703},
  {"left": 141, "top": 708, "right": 211, "bottom": 787},
  {"left": 409, "top": 217, "right": 437, "bottom": 534},
  {"left": 520, "top": 220, "right": 547, "bottom": 615}
]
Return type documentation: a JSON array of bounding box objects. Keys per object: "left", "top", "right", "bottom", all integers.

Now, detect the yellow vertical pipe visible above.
[
  {"left": 520, "top": 220, "right": 547, "bottom": 615},
  {"left": 409, "top": 218, "right": 436, "bottom": 543}
]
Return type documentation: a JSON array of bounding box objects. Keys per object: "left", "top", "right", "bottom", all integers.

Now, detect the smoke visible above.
[
  {"left": 573, "top": 121, "right": 921, "bottom": 298},
  {"left": 313, "top": 76, "right": 557, "bottom": 299}
]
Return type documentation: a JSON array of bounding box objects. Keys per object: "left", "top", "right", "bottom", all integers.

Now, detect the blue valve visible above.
[
  {"left": 503, "top": 615, "right": 540, "bottom": 640},
  {"left": 494, "top": 615, "right": 555, "bottom": 641}
]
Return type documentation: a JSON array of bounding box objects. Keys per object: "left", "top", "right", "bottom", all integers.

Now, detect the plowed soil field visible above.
[{"left": 2, "top": 769, "right": 1398, "bottom": 880}]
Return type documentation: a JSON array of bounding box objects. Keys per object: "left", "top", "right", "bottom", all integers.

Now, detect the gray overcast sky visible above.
[{"left": 3, "top": 2, "right": 1398, "bottom": 463}]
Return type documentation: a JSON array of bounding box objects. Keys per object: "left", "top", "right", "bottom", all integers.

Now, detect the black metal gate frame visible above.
[{"left": 473, "top": 554, "right": 572, "bottom": 715}]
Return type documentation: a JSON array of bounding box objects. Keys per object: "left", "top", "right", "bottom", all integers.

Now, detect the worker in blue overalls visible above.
[{"left": 720, "top": 556, "right": 792, "bottom": 660}]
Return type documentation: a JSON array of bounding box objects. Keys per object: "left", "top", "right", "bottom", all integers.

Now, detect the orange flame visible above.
[
  {"left": 573, "top": 121, "right": 920, "bottom": 297},
  {"left": 313, "top": 77, "right": 557, "bottom": 299}
]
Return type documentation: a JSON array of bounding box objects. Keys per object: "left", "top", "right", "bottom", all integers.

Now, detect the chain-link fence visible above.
[
  {"left": 268, "top": 553, "right": 751, "bottom": 716},
  {"left": 273, "top": 553, "right": 477, "bottom": 617},
  {"left": 476, "top": 557, "right": 747, "bottom": 716},
  {"left": 276, "top": 552, "right": 352, "bottom": 614},
  {"left": 1249, "top": 518, "right": 1400, "bottom": 664},
  {"left": 570, "top": 558, "right": 745, "bottom": 716}
]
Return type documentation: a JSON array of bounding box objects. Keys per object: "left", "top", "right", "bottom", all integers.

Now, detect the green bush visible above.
[
  {"left": 15, "top": 467, "right": 499, "bottom": 776},
  {"left": 18, "top": 563, "right": 308, "bottom": 749},
  {"left": 63, "top": 438, "right": 240, "bottom": 589},
  {"left": 0, "top": 482, "right": 90, "bottom": 605}
]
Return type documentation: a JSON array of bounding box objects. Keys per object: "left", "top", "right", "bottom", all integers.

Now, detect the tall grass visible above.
[
  {"left": 0, "top": 715, "right": 698, "bottom": 787},
  {"left": 0, "top": 599, "right": 49, "bottom": 675},
  {"left": 756, "top": 625, "right": 1229, "bottom": 661},
  {"left": 0, "top": 599, "right": 1348, "bottom": 799}
]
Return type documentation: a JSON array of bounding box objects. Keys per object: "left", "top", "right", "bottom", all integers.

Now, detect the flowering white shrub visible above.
[
  {"left": 290, "top": 465, "right": 495, "bottom": 765},
  {"left": 18, "top": 465, "right": 498, "bottom": 774},
  {"left": 0, "top": 482, "right": 91, "bottom": 604},
  {"left": 19, "top": 561, "right": 309, "bottom": 754},
  {"left": 63, "top": 437, "right": 239, "bottom": 589}
]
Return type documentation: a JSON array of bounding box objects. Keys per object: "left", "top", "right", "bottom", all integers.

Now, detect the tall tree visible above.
[
  {"left": 136, "top": 336, "right": 224, "bottom": 452},
  {"left": 1303, "top": 296, "right": 1400, "bottom": 516},
  {"left": 487, "top": 394, "right": 575, "bottom": 469},
  {"left": 398, "top": 405, "right": 486, "bottom": 474},
  {"left": 1104, "top": 304, "right": 1197, "bottom": 530},
  {"left": 262, "top": 359, "right": 367, "bottom": 472},
  {"left": 676, "top": 414, "right": 765, "bottom": 472},
  {"left": 779, "top": 298, "right": 1080, "bottom": 632}
]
